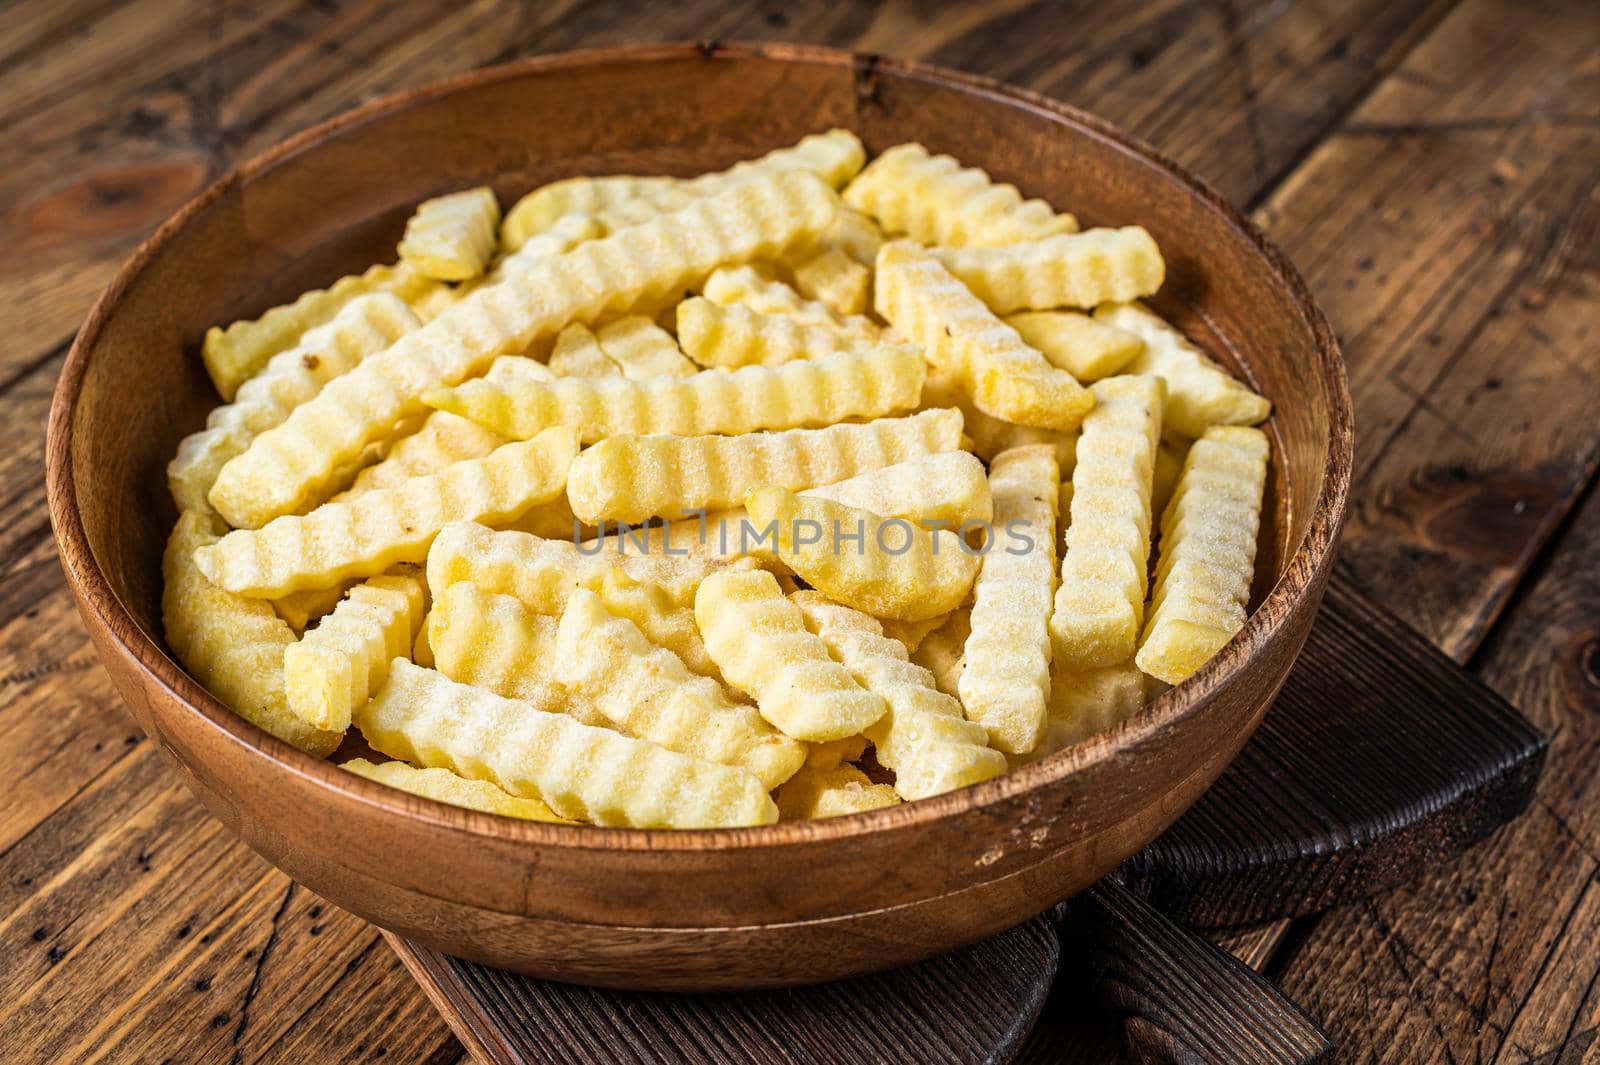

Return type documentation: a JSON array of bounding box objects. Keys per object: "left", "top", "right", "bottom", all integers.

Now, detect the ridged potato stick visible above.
[
  {"left": 162, "top": 512, "right": 342, "bottom": 757},
  {"left": 775, "top": 764, "right": 900, "bottom": 821},
  {"left": 207, "top": 171, "right": 838, "bottom": 528},
  {"left": 428, "top": 583, "right": 575, "bottom": 716},
  {"left": 270, "top": 580, "right": 353, "bottom": 635},
  {"left": 398, "top": 187, "right": 500, "bottom": 281},
  {"left": 195, "top": 429, "right": 577, "bottom": 597},
  {"left": 284, "top": 573, "right": 427, "bottom": 732},
  {"left": 918, "top": 362, "right": 1078, "bottom": 472},
  {"left": 356, "top": 661, "right": 779, "bottom": 829},
  {"left": 843, "top": 142, "right": 1077, "bottom": 246},
  {"left": 804, "top": 735, "right": 870, "bottom": 771},
  {"left": 929, "top": 227, "right": 1165, "bottom": 314},
  {"left": 798, "top": 205, "right": 884, "bottom": 266},
  {"left": 547, "top": 323, "right": 625, "bottom": 378},
  {"left": 592, "top": 568, "right": 719, "bottom": 680},
  {"left": 1049, "top": 375, "right": 1165, "bottom": 670},
  {"left": 744, "top": 488, "right": 979, "bottom": 623},
  {"left": 806, "top": 450, "right": 992, "bottom": 529},
  {"left": 1004, "top": 311, "right": 1144, "bottom": 382},
  {"left": 425, "top": 345, "right": 923, "bottom": 442},
  {"left": 1136, "top": 426, "right": 1269, "bottom": 684},
  {"left": 488, "top": 212, "right": 603, "bottom": 281},
  {"left": 565, "top": 408, "right": 964, "bottom": 524},
  {"left": 909, "top": 608, "right": 971, "bottom": 698},
  {"left": 201, "top": 262, "right": 441, "bottom": 402},
  {"left": 959, "top": 444, "right": 1060, "bottom": 754},
  {"left": 341, "top": 758, "right": 570, "bottom": 823},
  {"left": 675, "top": 298, "right": 861, "bottom": 368},
  {"left": 791, "top": 248, "right": 871, "bottom": 316},
  {"left": 1094, "top": 302, "right": 1271, "bottom": 439},
  {"left": 695, "top": 569, "right": 887, "bottom": 742},
  {"left": 593, "top": 315, "right": 698, "bottom": 378},
  {"left": 702, "top": 265, "right": 879, "bottom": 340},
  {"left": 501, "top": 128, "right": 864, "bottom": 248},
  {"left": 878, "top": 613, "right": 949, "bottom": 654},
  {"left": 792, "top": 593, "right": 1005, "bottom": 800},
  {"left": 169, "top": 294, "right": 421, "bottom": 513},
  {"left": 1011, "top": 664, "right": 1151, "bottom": 766},
  {"left": 554, "top": 590, "right": 805, "bottom": 788},
  {"left": 876, "top": 240, "right": 1093, "bottom": 432}
]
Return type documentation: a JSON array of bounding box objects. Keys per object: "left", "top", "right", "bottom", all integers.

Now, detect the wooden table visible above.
[{"left": 2, "top": 1, "right": 1594, "bottom": 1060}]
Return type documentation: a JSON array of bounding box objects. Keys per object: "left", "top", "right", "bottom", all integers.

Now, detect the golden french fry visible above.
[
  {"left": 843, "top": 142, "right": 1076, "bottom": 246},
  {"left": 928, "top": 227, "right": 1164, "bottom": 315},
  {"left": 201, "top": 262, "right": 441, "bottom": 402},
  {"left": 702, "top": 265, "right": 879, "bottom": 341},
  {"left": 565, "top": 408, "right": 964, "bottom": 524},
  {"left": 426, "top": 345, "right": 922, "bottom": 442},
  {"left": 1004, "top": 311, "right": 1144, "bottom": 382},
  {"left": 357, "top": 661, "right": 778, "bottom": 828},
  {"left": 592, "top": 568, "right": 719, "bottom": 680},
  {"left": 775, "top": 764, "right": 900, "bottom": 820},
  {"left": 488, "top": 212, "right": 604, "bottom": 280},
  {"left": 593, "top": 315, "right": 698, "bottom": 378},
  {"left": 195, "top": 429, "right": 577, "bottom": 597},
  {"left": 207, "top": 171, "right": 838, "bottom": 528},
  {"left": 162, "top": 512, "right": 342, "bottom": 756},
  {"left": 1049, "top": 375, "right": 1164, "bottom": 670},
  {"left": 792, "top": 593, "right": 1005, "bottom": 800},
  {"left": 270, "top": 581, "right": 353, "bottom": 635},
  {"left": 398, "top": 187, "right": 500, "bottom": 281},
  {"left": 554, "top": 590, "right": 804, "bottom": 788},
  {"left": 1094, "top": 302, "right": 1271, "bottom": 438},
  {"left": 1013, "top": 664, "right": 1151, "bottom": 764},
  {"left": 804, "top": 735, "right": 870, "bottom": 770},
  {"left": 342, "top": 757, "right": 570, "bottom": 823},
  {"left": 547, "top": 323, "right": 624, "bottom": 378},
  {"left": 800, "top": 205, "right": 884, "bottom": 267},
  {"left": 746, "top": 488, "right": 979, "bottom": 622},
  {"left": 169, "top": 294, "right": 421, "bottom": 513},
  {"left": 502, "top": 176, "right": 675, "bottom": 250},
  {"left": 284, "top": 572, "right": 427, "bottom": 732},
  {"left": 427, "top": 581, "right": 578, "bottom": 714},
  {"left": 909, "top": 608, "right": 971, "bottom": 697},
  {"left": 791, "top": 248, "right": 871, "bottom": 316},
  {"left": 918, "top": 360, "right": 1078, "bottom": 471},
  {"left": 1136, "top": 426, "right": 1269, "bottom": 684},
  {"left": 695, "top": 569, "right": 886, "bottom": 742},
  {"left": 675, "top": 298, "right": 862, "bottom": 368},
  {"left": 877, "top": 240, "right": 1093, "bottom": 432},
  {"left": 806, "top": 450, "right": 992, "bottom": 530}
]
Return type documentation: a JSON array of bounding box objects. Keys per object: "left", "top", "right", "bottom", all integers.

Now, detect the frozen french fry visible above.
[
  {"left": 1014, "top": 664, "right": 1151, "bottom": 764},
  {"left": 592, "top": 568, "right": 719, "bottom": 680},
  {"left": 162, "top": 511, "right": 342, "bottom": 757},
  {"left": 959, "top": 444, "right": 1060, "bottom": 754},
  {"left": 554, "top": 589, "right": 805, "bottom": 788},
  {"left": 270, "top": 581, "right": 353, "bottom": 635},
  {"left": 1004, "top": 310, "right": 1144, "bottom": 382},
  {"left": 1136, "top": 426, "right": 1269, "bottom": 684},
  {"left": 695, "top": 569, "right": 886, "bottom": 742},
  {"left": 675, "top": 298, "right": 860, "bottom": 368},
  {"left": 1049, "top": 375, "right": 1164, "bottom": 670},
  {"left": 775, "top": 764, "right": 900, "bottom": 820},
  {"left": 807, "top": 450, "right": 992, "bottom": 530},
  {"left": 565, "top": 408, "right": 964, "bottom": 524},
  {"left": 793, "top": 594, "right": 1006, "bottom": 800},
  {"left": 427, "top": 581, "right": 573, "bottom": 714},
  {"left": 804, "top": 735, "right": 870, "bottom": 771},
  {"left": 877, "top": 240, "right": 1093, "bottom": 432},
  {"left": 425, "top": 345, "right": 922, "bottom": 442},
  {"left": 744, "top": 488, "right": 979, "bottom": 622},
  {"left": 791, "top": 247, "right": 871, "bottom": 316},
  {"left": 910, "top": 608, "right": 971, "bottom": 698},
  {"left": 342, "top": 757, "right": 570, "bottom": 823},
  {"left": 356, "top": 661, "right": 778, "bottom": 828},
  {"left": 878, "top": 613, "right": 948, "bottom": 654},
  {"left": 207, "top": 171, "right": 838, "bottom": 529},
  {"left": 843, "top": 142, "right": 1076, "bottom": 246},
  {"left": 919, "top": 361, "right": 1078, "bottom": 472},
  {"left": 593, "top": 315, "right": 698, "bottom": 378},
  {"left": 929, "top": 227, "right": 1164, "bottom": 315},
  {"left": 801, "top": 205, "right": 884, "bottom": 266},
  {"left": 547, "top": 323, "right": 624, "bottom": 378},
  {"left": 488, "top": 212, "right": 604, "bottom": 281},
  {"left": 1094, "top": 302, "right": 1271, "bottom": 438},
  {"left": 398, "top": 187, "right": 500, "bottom": 281},
  {"left": 195, "top": 429, "right": 577, "bottom": 597},
  {"left": 284, "top": 572, "right": 427, "bottom": 732},
  {"left": 702, "top": 265, "right": 879, "bottom": 341}
]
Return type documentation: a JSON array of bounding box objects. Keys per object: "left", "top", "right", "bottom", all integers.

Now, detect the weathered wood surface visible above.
[{"left": 2, "top": 0, "right": 1595, "bottom": 1061}]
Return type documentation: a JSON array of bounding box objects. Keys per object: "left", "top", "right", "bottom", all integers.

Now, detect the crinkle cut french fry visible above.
[
  {"left": 162, "top": 512, "right": 342, "bottom": 757},
  {"left": 428, "top": 581, "right": 574, "bottom": 714},
  {"left": 207, "top": 171, "right": 838, "bottom": 529},
  {"left": 791, "top": 248, "right": 871, "bottom": 317},
  {"left": 959, "top": 444, "right": 1060, "bottom": 754},
  {"left": 195, "top": 429, "right": 578, "bottom": 597},
  {"left": 425, "top": 345, "right": 923, "bottom": 442},
  {"left": 169, "top": 294, "right": 421, "bottom": 513},
  {"left": 501, "top": 128, "right": 865, "bottom": 248},
  {"left": 1013, "top": 664, "right": 1151, "bottom": 765},
  {"left": 876, "top": 240, "right": 1093, "bottom": 432},
  {"left": 702, "top": 266, "right": 879, "bottom": 341},
  {"left": 806, "top": 450, "right": 992, "bottom": 530},
  {"left": 1048, "top": 375, "right": 1164, "bottom": 670},
  {"left": 554, "top": 590, "right": 805, "bottom": 788},
  {"left": 745, "top": 488, "right": 978, "bottom": 622},
  {"left": 878, "top": 613, "right": 948, "bottom": 654},
  {"left": 843, "top": 142, "right": 1077, "bottom": 247},
  {"left": 398, "top": 187, "right": 500, "bottom": 281},
  {"left": 804, "top": 735, "right": 870, "bottom": 771},
  {"left": 909, "top": 608, "right": 970, "bottom": 698},
  {"left": 202, "top": 262, "right": 442, "bottom": 402},
  {"left": 1094, "top": 302, "right": 1271, "bottom": 439},
  {"left": 593, "top": 315, "right": 698, "bottom": 378},
  {"left": 565, "top": 408, "right": 964, "bottom": 525},
  {"left": 929, "top": 227, "right": 1165, "bottom": 315},
  {"left": 285, "top": 573, "right": 427, "bottom": 732},
  {"left": 775, "top": 764, "right": 900, "bottom": 820},
  {"left": 342, "top": 757, "right": 570, "bottom": 823},
  {"left": 271, "top": 581, "right": 353, "bottom": 635},
  {"left": 676, "top": 299, "right": 861, "bottom": 369},
  {"left": 695, "top": 569, "right": 886, "bottom": 742},
  {"left": 1004, "top": 311, "right": 1145, "bottom": 382},
  {"left": 548, "top": 323, "right": 624, "bottom": 378},
  {"left": 919, "top": 361, "right": 1078, "bottom": 472},
  {"left": 593, "top": 568, "right": 720, "bottom": 680},
  {"left": 1135, "top": 426, "right": 1269, "bottom": 684},
  {"left": 792, "top": 593, "right": 1005, "bottom": 801},
  {"left": 356, "top": 661, "right": 778, "bottom": 828},
  {"left": 489, "top": 212, "right": 604, "bottom": 281},
  {"left": 799, "top": 206, "right": 884, "bottom": 267}
]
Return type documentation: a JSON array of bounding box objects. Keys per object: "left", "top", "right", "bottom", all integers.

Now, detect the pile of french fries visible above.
[{"left": 162, "top": 131, "right": 1271, "bottom": 830}]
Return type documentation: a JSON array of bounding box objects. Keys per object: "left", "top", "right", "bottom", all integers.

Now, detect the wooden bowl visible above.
[{"left": 47, "top": 43, "right": 1351, "bottom": 991}]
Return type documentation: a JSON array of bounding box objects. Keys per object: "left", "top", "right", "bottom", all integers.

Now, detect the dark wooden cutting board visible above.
[{"left": 384, "top": 571, "right": 1546, "bottom": 1063}]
